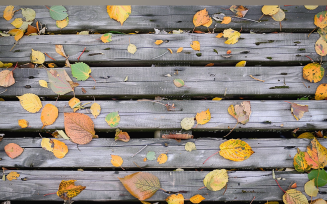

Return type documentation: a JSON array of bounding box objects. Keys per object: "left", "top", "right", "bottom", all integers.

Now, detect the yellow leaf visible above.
[
  {"left": 219, "top": 139, "right": 254, "bottom": 161},
  {"left": 262, "top": 5, "right": 279, "bottom": 15},
  {"left": 3, "top": 5, "right": 14, "bottom": 21},
  {"left": 181, "top": 117, "right": 195, "bottom": 130},
  {"left": 203, "top": 169, "right": 228, "bottom": 191},
  {"left": 216, "top": 33, "right": 223, "bottom": 38},
  {"left": 193, "top": 8, "right": 210, "bottom": 27},
  {"left": 127, "top": 43, "right": 137, "bottom": 54},
  {"left": 177, "top": 47, "right": 183, "bottom": 53},
  {"left": 40, "top": 104, "right": 59, "bottom": 129},
  {"left": 315, "top": 37, "right": 327, "bottom": 56},
  {"left": 185, "top": 142, "right": 196, "bottom": 152},
  {"left": 221, "top": 16, "right": 231, "bottom": 24},
  {"left": 305, "top": 5, "right": 318, "bottom": 10},
  {"left": 155, "top": 40, "right": 163, "bottom": 45},
  {"left": 272, "top": 8, "right": 285, "bottom": 22},
  {"left": 56, "top": 17, "right": 69, "bottom": 29},
  {"left": 111, "top": 155, "right": 123, "bottom": 167},
  {"left": 90, "top": 102, "right": 101, "bottom": 118},
  {"left": 39, "top": 80, "right": 48, "bottom": 88},
  {"left": 202, "top": 17, "right": 212, "bottom": 27},
  {"left": 191, "top": 41, "right": 200, "bottom": 51},
  {"left": 57, "top": 180, "right": 86, "bottom": 200},
  {"left": 166, "top": 193, "right": 184, "bottom": 204},
  {"left": 157, "top": 153, "right": 168, "bottom": 164},
  {"left": 315, "top": 83, "right": 327, "bottom": 100},
  {"left": 30, "top": 49, "right": 45, "bottom": 64},
  {"left": 41, "top": 138, "right": 54, "bottom": 152},
  {"left": 107, "top": 5, "right": 131, "bottom": 25},
  {"left": 3, "top": 63, "right": 13, "bottom": 68},
  {"left": 68, "top": 97, "right": 80, "bottom": 112},
  {"left": 11, "top": 18, "right": 23, "bottom": 28},
  {"left": 52, "top": 139, "right": 68, "bottom": 159},
  {"left": 167, "top": 48, "right": 173, "bottom": 54},
  {"left": 235, "top": 61, "right": 246, "bottom": 67},
  {"left": 196, "top": 109, "right": 211, "bottom": 125},
  {"left": 8, "top": 29, "right": 24, "bottom": 42},
  {"left": 305, "top": 179, "right": 319, "bottom": 197},
  {"left": 212, "top": 97, "right": 222, "bottom": 100},
  {"left": 223, "top": 28, "right": 241, "bottom": 45},
  {"left": 48, "top": 63, "right": 57, "bottom": 68},
  {"left": 18, "top": 119, "right": 29, "bottom": 128},
  {"left": 283, "top": 189, "right": 308, "bottom": 204},
  {"left": 0, "top": 61, "right": 3, "bottom": 68},
  {"left": 17, "top": 93, "right": 42, "bottom": 113},
  {"left": 7, "top": 172, "right": 20, "bottom": 181},
  {"left": 298, "top": 132, "right": 315, "bottom": 139},
  {"left": 190, "top": 194, "right": 205, "bottom": 204}
]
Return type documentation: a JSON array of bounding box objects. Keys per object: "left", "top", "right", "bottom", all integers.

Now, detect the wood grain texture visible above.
[
  {"left": 0, "top": 66, "right": 323, "bottom": 99},
  {"left": 0, "top": 33, "right": 325, "bottom": 66},
  {"left": 0, "top": 100, "right": 325, "bottom": 132},
  {"left": 0, "top": 170, "right": 325, "bottom": 201},
  {"left": 0, "top": 5, "right": 324, "bottom": 33},
  {"left": 0, "top": 138, "right": 324, "bottom": 168}
]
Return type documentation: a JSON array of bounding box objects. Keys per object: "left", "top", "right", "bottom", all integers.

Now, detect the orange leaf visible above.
[
  {"left": 220, "top": 139, "right": 254, "bottom": 161},
  {"left": 155, "top": 40, "right": 163, "bottom": 45},
  {"left": 0, "top": 70, "right": 15, "bottom": 87},
  {"left": 7, "top": 172, "right": 20, "bottom": 181},
  {"left": 25, "top": 25, "right": 38, "bottom": 35},
  {"left": 115, "top": 129, "right": 130, "bottom": 142},
  {"left": 314, "top": 11, "right": 327, "bottom": 29},
  {"left": 68, "top": 97, "right": 80, "bottom": 112},
  {"left": 3, "top": 5, "right": 14, "bottom": 21},
  {"left": 190, "top": 194, "right": 205, "bottom": 204},
  {"left": 304, "top": 138, "right": 327, "bottom": 169},
  {"left": 107, "top": 5, "right": 131, "bottom": 25},
  {"left": 41, "top": 104, "right": 59, "bottom": 129},
  {"left": 193, "top": 8, "right": 210, "bottom": 27},
  {"left": 111, "top": 155, "right": 123, "bottom": 167},
  {"left": 205, "top": 63, "right": 214, "bottom": 67},
  {"left": 221, "top": 16, "right": 232, "bottom": 24},
  {"left": 202, "top": 17, "right": 212, "bottom": 27},
  {"left": 177, "top": 47, "right": 183, "bottom": 53},
  {"left": 216, "top": 33, "right": 223, "bottom": 38},
  {"left": 166, "top": 193, "right": 184, "bottom": 204},
  {"left": 196, "top": 109, "right": 211, "bottom": 125},
  {"left": 18, "top": 119, "right": 29, "bottom": 128},
  {"left": 226, "top": 50, "right": 232, "bottom": 54},
  {"left": 315, "top": 83, "right": 327, "bottom": 100},
  {"left": 191, "top": 41, "right": 200, "bottom": 51},
  {"left": 167, "top": 48, "right": 173, "bottom": 54},
  {"left": 8, "top": 29, "right": 24, "bottom": 42},
  {"left": 52, "top": 139, "right": 68, "bottom": 159},
  {"left": 294, "top": 148, "right": 311, "bottom": 173},
  {"left": 157, "top": 153, "right": 168, "bottom": 164},
  {"left": 4, "top": 143, "right": 24, "bottom": 159},
  {"left": 119, "top": 172, "right": 160, "bottom": 201},
  {"left": 57, "top": 180, "right": 86, "bottom": 200},
  {"left": 64, "top": 113, "right": 96, "bottom": 145}
]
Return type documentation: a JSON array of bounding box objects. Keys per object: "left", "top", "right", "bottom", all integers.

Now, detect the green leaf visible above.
[
  {"left": 49, "top": 5, "right": 68, "bottom": 21},
  {"left": 71, "top": 62, "right": 91, "bottom": 81},
  {"left": 146, "top": 151, "right": 156, "bottom": 160},
  {"left": 105, "top": 112, "right": 120, "bottom": 127},
  {"left": 47, "top": 69, "right": 73, "bottom": 95},
  {"left": 308, "top": 169, "right": 327, "bottom": 187},
  {"left": 173, "top": 79, "right": 185, "bottom": 87},
  {"left": 21, "top": 8, "right": 36, "bottom": 21},
  {"left": 101, "top": 33, "right": 112, "bottom": 43}
]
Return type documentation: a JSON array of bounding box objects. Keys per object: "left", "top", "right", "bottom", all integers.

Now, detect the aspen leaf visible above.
[
  {"left": 286, "top": 101, "right": 309, "bottom": 121},
  {"left": 312, "top": 199, "right": 327, "bottom": 204},
  {"left": 3, "top": 5, "right": 14, "bottom": 21},
  {"left": 4, "top": 143, "right": 24, "bottom": 159},
  {"left": 68, "top": 97, "right": 80, "bottom": 112},
  {"left": 21, "top": 8, "right": 36, "bottom": 21},
  {"left": 314, "top": 11, "right": 327, "bottom": 29},
  {"left": 11, "top": 18, "right": 23, "bottom": 28},
  {"left": 105, "top": 112, "right": 120, "bottom": 127},
  {"left": 221, "top": 16, "right": 231, "bottom": 24},
  {"left": 56, "top": 17, "right": 69, "bottom": 29},
  {"left": 203, "top": 169, "right": 228, "bottom": 191},
  {"left": 223, "top": 28, "right": 241, "bottom": 45},
  {"left": 8, "top": 29, "right": 24, "bottom": 42},
  {"left": 308, "top": 169, "right": 327, "bottom": 187},
  {"left": 7, "top": 172, "right": 20, "bottom": 181},
  {"left": 196, "top": 109, "right": 211, "bottom": 125},
  {"left": 41, "top": 104, "right": 59, "bottom": 129},
  {"left": 157, "top": 153, "right": 168, "bottom": 164},
  {"left": 315, "top": 37, "right": 327, "bottom": 56},
  {"left": 107, "top": 6, "right": 131, "bottom": 25},
  {"left": 115, "top": 129, "right": 130, "bottom": 142},
  {"left": 185, "top": 142, "right": 196, "bottom": 152},
  {"left": 41, "top": 138, "right": 54, "bottom": 152},
  {"left": 190, "top": 194, "right": 205, "bottom": 204},
  {"left": 30, "top": 49, "right": 45, "bottom": 64},
  {"left": 235, "top": 61, "right": 246, "bottom": 67},
  {"left": 174, "top": 79, "right": 185, "bottom": 87},
  {"left": 177, "top": 47, "right": 183, "bottom": 53},
  {"left": 303, "top": 62, "right": 324, "bottom": 83},
  {"left": 119, "top": 172, "right": 160, "bottom": 201},
  {"left": 128, "top": 43, "right": 137, "bottom": 54},
  {"left": 315, "top": 83, "right": 327, "bottom": 100},
  {"left": 64, "top": 112, "right": 96, "bottom": 145},
  {"left": 193, "top": 8, "right": 210, "bottom": 27},
  {"left": 228, "top": 101, "right": 251, "bottom": 124},
  {"left": 305, "top": 179, "right": 319, "bottom": 197},
  {"left": 294, "top": 148, "right": 311, "bottom": 172},
  {"left": 18, "top": 119, "right": 29, "bottom": 128},
  {"left": 47, "top": 69, "right": 73, "bottom": 95},
  {"left": 283, "top": 189, "right": 308, "bottom": 204},
  {"left": 305, "top": 5, "right": 318, "bottom": 10},
  {"left": 230, "top": 5, "right": 248, "bottom": 17},
  {"left": 262, "top": 5, "right": 279, "bottom": 15},
  {"left": 90, "top": 102, "right": 101, "bottom": 118},
  {"left": 155, "top": 40, "right": 163, "bottom": 45},
  {"left": 55, "top": 45, "right": 67, "bottom": 57},
  {"left": 0, "top": 70, "right": 15, "bottom": 87},
  {"left": 220, "top": 139, "right": 254, "bottom": 161},
  {"left": 298, "top": 132, "right": 315, "bottom": 139},
  {"left": 49, "top": 6, "right": 68, "bottom": 21},
  {"left": 190, "top": 41, "right": 200, "bottom": 51},
  {"left": 272, "top": 8, "right": 285, "bottom": 22},
  {"left": 111, "top": 155, "right": 123, "bottom": 167},
  {"left": 166, "top": 193, "right": 184, "bottom": 204},
  {"left": 39, "top": 80, "right": 48, "bottom": 88},
  {"left": 146, "top": 151, "right": 156, "bottom": 160},
  {"left": 101, "top": 33, "right": 112, "bottom": 43},
  {"left": 57, "top": 180, "right": 86, "bottom": 200},
  {"left": 181, "top": 117, "right": 195, "bottom": 130},
  {"left": 212, "top": 97, "right": 222, "bottom": 100},
  {"left": 71, "top": 62, "right": 91, "bottom": 81},
  {"left": 17, "top": 93, "right": 42, "bottom": 113},
  {"left": 203, "top": 17, "right": 212, "bottom": 27},
  {"left": 304, "top": 138, "right": 327, "bottom": 169},
  {"left": 52, "top": 139, "right": 68, "bottom": 159}
]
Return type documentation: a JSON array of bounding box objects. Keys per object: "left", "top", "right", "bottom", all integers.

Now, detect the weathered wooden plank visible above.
[
  {"left": 0, "top": 100, "right": 325, "bottom": 132},
  {"left": 0, "top": 6, "right": 324, "bottom": 33},
  {"left": 0, "top": 66, "right": 322, "bottom": 99},
  {"left": 0, "top": 170, "right": 325, "bottom": 201},
  {"left": 0, "top": 33, "right": 325, "bottom": 66},
  {"left": 0, "top": 138, "right": 322, "bottom": 168}
]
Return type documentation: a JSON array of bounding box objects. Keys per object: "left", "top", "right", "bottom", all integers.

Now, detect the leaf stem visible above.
[
  {"left": 44, "top": 52, "right": 56, "bottom": 61},
  {"left": 43, "top": 192, "right": 56, "bottom": 196},
  {"left": 223, "top": 122, "right": 238, "bottom": 137},
  {"left": 198, "top": 186, "right": 206, "bottom": 190},
  {"left": 275, "top": 179, "right": 286, "bottom": 193},
  {"left": 250, "top": 196, "right": 255, "bottom": 204},
  {"left": 203, "top": 150, "right": 219, "bottom": 164},
  {"left": 77, "top": 47, "right": 86, "bottom": 61}
]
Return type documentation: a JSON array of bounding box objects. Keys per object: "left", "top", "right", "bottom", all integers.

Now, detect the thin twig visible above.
[
  {"left": 203, "top": 151, "right": 220, "bottom": 164},
  {"left": 0, "top": 89, "right": 7, "bottom": 95},
  {"left": 138, "top": 99, "right": 167, "bottom": 107},
  {"left": 132, "top": 144, "right": 147, "bottom": 157},
  {"left": 302, "top": 82, "right": 307, "bottom": 88},
  {"left": 232, "top": 16, "right": 260, "bottom": 23},
  {"left": 133, "top": 161, "right": 144, "bottom": 169},
  {"left": 308, "top": 27, "right": 317, "bottom": 38},
  {"left": 305, "top": 55, "right": 314, "bottom": 62},
  {"left": 10, "top": 42, "right": 17, "bottom": 52},
  {"left": 77, "top": 47, "right": 86, "bottom": 61},
  {"left": 223, "top": 184, "right": 228, "bottom": 195},
  {"left": 250, "top": 196, "right": 256, "bottom": 204},
  {"left": 89, "top": 75, "right": 97, "bottom": 84},
  {"left": 279, "top": 22, "right": 282, "bottom": 32},
  {"left": 223, "top": 122, "right": 238, "bottom": 137},
  {"left": 249, "top": 75, "right": 265, "bottom": 82},
  {"left": 258, "top": 14, "right": 264, "bottom": 21},
  {"left": 198, "top": 186, "right": 206, "bottom": 190},
  {"left": 44, "top": 192, "right": 56, "bottom": 196},
  {"left": 224, "top": 88, "right": 227, "bottom": 96},
  {"left": 44, "top": 52, "right": 56, "bottom": 61},
  {"left": 275, "top": 179, "right": 286, "bottom": 193},
  {"left": 38, "top": 133, "right": 43, "bottom": 138}
]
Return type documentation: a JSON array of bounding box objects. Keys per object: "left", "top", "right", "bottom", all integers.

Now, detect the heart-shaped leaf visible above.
[
  {"left": 107, "top": 6, "right": 131, "bottom": 25},
  {"left": 308, "top": 169, "right": 327, "bottom": 187},
  {"left": 71, "top": 62, "right": 91, "bottom": 81},
  {"left": 49, "top": 5, "right": 68, "bottom": 21},
  {"left": 4, "top": 143, "right": 24, "bottom": 159},
  {"left": 203, "top": 169, "right": 228, "bottom": 191}
]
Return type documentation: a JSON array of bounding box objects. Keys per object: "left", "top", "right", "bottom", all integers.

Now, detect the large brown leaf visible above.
[
  {"left": 64, "top": 113, "right": 96, "bottom": 145},
  {"left": 119, "top": 172, "right": 160, "bottom": 201}
]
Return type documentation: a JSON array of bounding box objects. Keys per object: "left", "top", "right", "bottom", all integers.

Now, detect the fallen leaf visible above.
[
  {"left": 190, "top": 41, "right": 200, "bottom": 51},
  {"left": 49, "top": 6, "right": 68, "bottom": 21},
  {"left": 111, "top": 155, "right": 123, "bottom": 167},
  {"left": 308, "top": 169, "right": 327, "bottom": 187},
  {"left": 318, "top": 27, "right": 327, "bottom": 42},
  {"left": 18, "top": 119, "right": 29, "bottom": 128},
  {"left": 286, "top": 101, "right": 309, "bottom": 121},
  {"left": 0, "top": 70, "right": 15, "bottom": 87},
  {"left": 146, "top": 151, "right": 156, "bottom": 160},
  {"left": 305, "top": 179, "right": 319, "bottom": 197},
  {"left": 55, "top": 45, "right": 67, "bottom": 57},
  {"left": 39, "top": 80, "right": 48, "bottom": 88},
  {"left": 105, "top": 112, "right": 120, "bottom": 127},
  {"left": 228, "top": 101, "right": 251, "bottom": 124},
  {"left": 235, "top": 61, "right": 246, "bottom": 67},
  {"left": 119, "top": 172, "right": 160, "bottom": 201},
  {"left": 262, "top": 5, "right": 279, "bottom": 15},
  {"left": 2, "top": 63, "right": 13, "bottom": 68},
  {"left": 177, "top": 47, "right": 183, "bottom": 53},
  {"left": 68, "top": 97, "right": 80, "bottom": 112},
  {"left": 52, "top": 139, "right": 68, "bottom": 159},
  {"left": 56, "top": 17, "right": 69, "bottom": 29},
  {"left": 41, "top": 104, "right": 59, "bottom": 129},
  {"left": 101, "top": 33, "right": 112, "bottom": 43},
  {"left": 71, "top": 62, "right": 91, "bottom": 81},
  {"left": 143, "top": 158, "right": 147, "bottom": 162},
  {"left": 11, "top": 18, "right": 23, "bottom": 28},
  {"left": 57, "top": 130, "right": 70, "bottom": 140},
  {"left": 315, "top": 37, "right": 327, "bottom": 56},
  {"left": 230, "top": 5, "right": 248, "bottom": 17},
  {"left": 223, "top": 29, "right": 241, "bottom": 45},
  {"left": 314, "top": 11, "right": 327, "bottom": 29},
  {"left": 283, "top": 189, "right": 308, "bottom": 204},
  {"left": 221, "top": 16, "right": 232, "bottom": 24},
  {"left": 190, "top": 194, "right": 205, "bottom": 204},
  {"left": 64, "top": 112, "right": 96, "bottom": 145},
  {"left": 305, "top": 5, "right": 319, "bottom": 10},
  {"left": 157, "top": 153, "right": 168, "bottom": 164},
  {"left": 303, "top": 62, "right": 324, "bottom": 83},
  {"left": 272, "top": 8, "right": 285, "bottom": 22},
  {"left": 298, "top": 132, "right": 315, "bottom": 139},
  {"left": 205, "top": 63, "right": 214, "bottom": 67},
  {"left": 48, "top": 63, "right": 58, "bottom": 68},
  {"left": 8, "top": 29, "right": 24, "bottom": 41},
  {"left": 181, "top": 117, "right": 195, "bottom": 130},
  {"left": 57, "top": 180, "right": 86, "bottom": 200},
  {"left": 6, "top": 172, "right": 20, "bottom": 181},
  {"left": 19, "top": 21, "right": 33, "bottom": 32},
  {"left": 167, "top": 48, "right": 173, "bottom": 54},
  {"left": 17, "top": 93, "right": 42, "bottom": 113},
  {"left": 219, "top": 139, "right": 254, "bottom": 161},
  {"left": 193, "top": 8, "right": 210, "bottom": 27},
  {"left": 4, "top": 143, "right": 24, "bottom": 159},
  {"left": 21, "top": 8, "right": 36, "bottom": 21},
  {"left": 216, "top": 33, "right": 223, "bottom": 38},
  {"left": 115, "top": 129, "right": 130, "bottom": 142},
  {"left": 212, "top": 97, "right": 222, "bottom": 100},
  {"left": 226, "top": 50, "right": 232, "bottom": 54},
  {"left": 155, "top": 40, "right": 163, "bottom": 45},
  {"left": 185, "top": 142, "right": 196, "bottom": 152},
  {"left": 305, "top": 138, "right": 327, "bottom": 169},
  {"left": 30, "top": 49, "right": 45, "bottom": 64},
  {"left": 174, "top": 79, "right": 185, "bottom": 87},
  {"left": 3, "top": 5, "right": 14, "bottom": 21},
  {"left": 47, "top": 69, "right": 73, "bottom": 95},
  {"left": 166, "top": 194, "right": 184, "bottom": 204},
  {"left": 107, "top": 6, "right": 131, "bottom": 25},
  {"left": 294, "top": 148, "right": 311, "bottom": 173},
  {"left": 128, "top": 43, "right": 137, "bottom": 54},
  {"left": 196, "top": 109, "right": 211, "bottom": 125},
  {"left": 41, "top": 138, "right": 54, "bottom": 152},
  {"left": 315, "top": 83, "right": 327, "bottom": 100},
  {"left": 203, "top": 169, "right": 228, "bottom": 191},
  {"left": 312, "top": 199, "right": 327, "bottom": 204},
  {"left": 90, "top": 103, "right": 101, "bottom": 118}
]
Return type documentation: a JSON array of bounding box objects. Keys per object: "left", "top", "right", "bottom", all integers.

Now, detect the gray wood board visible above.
[
  {"left": 0, "top": 5, "right": 324, "bottom": 33},
  {"left": 0, "top": 66, "right": 323, "bottom": 100},
  {"left": 0, "top": 100, "right": 325, "bottom": 132},
  {"left": 0, "top": 170, "right": 325, "bottom": 201},
  {"left": 0, "top": 33, "right": 325, "bottom": 66},
  {"left": 0, "top": 138, "right": 323, "bottom": 168}
]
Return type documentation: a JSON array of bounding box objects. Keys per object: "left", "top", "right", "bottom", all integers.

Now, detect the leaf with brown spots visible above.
[
  {"left": 166, "top": 193, "right": 184, "bottom": 204},
  {"left": 219, "top": 139, "right": 254, "bottom": 161},
  {"left": 305, "top": 138, "right": 327, "bottom": 169},
  {"left": 303, "top": 62, "right": 324, "bottom": 83},
  {"left": 294, "top": 148, "right": 311, "bottom": 172},
  {"left": 57, "top": 180, "right": 86, "bottom": 200},
  {"left": 283, "top": 189, "right": 308, "bottom": 204},
  {"left": 315, "top": 83, "right": 327, "bottom": 100},
  {"left": 193, "top": 8, "right": 210, "bottom": 27},
  {"left": 227, "top": 101, "right": 251, "bottom": 124}
]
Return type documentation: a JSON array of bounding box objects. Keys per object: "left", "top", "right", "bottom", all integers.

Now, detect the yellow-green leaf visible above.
[
  {"left": 17, "top": 93, "right": 42, "bottom": 113},
  {"left": 235, "top": 61, "right": 246, "bottom": 67},
  {"left": 293, "top": 148, "right": 311, "bottom": 172},
  {"left": 107, "top": 5, "right": 131, "bottom": 25},
  {"left": 30, "top": 49, "right": 45, "bottom": 64},
  {"left": 304, "top": 179, "right": 319, "bottom": 197},
  {"left": 283, "top": 189, "right": 308, "bottom": 204},
  {"left": 303, "top": 62, "right": 324, "bottom": 83},
  {"left": 219, "top": 139, "right": 254, "bottom": 161},
  {"left": 105, "top": 111, "right": 120, "bottom": 127},
  {"left": 203, "top": 169, "right": 228, "bottom": 191},
  {"left": 11, "top": 18, "right": 23, "bottom": 28}
]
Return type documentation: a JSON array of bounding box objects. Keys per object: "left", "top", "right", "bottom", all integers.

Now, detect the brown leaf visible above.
[
  {"left": 230, "top": 5, "right": 248, "bottom": 17},
  {"left": 25, "top": 25, "right": 38, "bottom": 35},
  {"left": 115, "top": 129, "right": 130, "bottom": 142},
  {"left": 162, "top": 134, "right": 193, "bottom": 139},
  {"left": 228, "top": 101, "right": 251, "bottom": 124},
  {"left": 0, "top": 70, "right": 15, "bottom": 87},
  {"left": 55, "top": 45, "right": 67, "bottom": 58},
  {"left": 285, "top": 101, "right": 309, "bottom": 121}
]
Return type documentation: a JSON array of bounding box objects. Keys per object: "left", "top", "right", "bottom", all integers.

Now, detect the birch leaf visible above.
[
  {"left": 196, "top": 109, "right": 211, "bottom": 125},
  {"left": 3, "top": 5, "right": 14, "bottom": 21},
  {"left": 283, "top": 189, "right": 308, "bottom": 204},
  {"left": 193, "top": 8, "right": 210, "bottom": 27},
  {"left": 90, "top": 102, "right": 101, "bottom": 118},
  {"left": 49, "top": 6, "right": 68, "bottom": 21},
  {"left": 303, "top": 62, "right": 324, "bottom": 83},
  {"left": 4, "top": 143, "right": 24, "bottom": 159},
  {"left": 21, "top": 8, "right": 36, "bottom": 21},
  {"left": 30, "top": 49, "right": 45, "bottom": 64},
  {"left": 219, "top": 139, "right": 254, "bottom": 161},
  {"left": 111, "top": 155, "right": 123, "bottom": 167},
  {"left": 8, "top": 29, "right": 24, "bottom": 41},
  {"left": 18, "top": 119, "right": 29, "bottom": 128},
  {"left": 56, "top": 17, "right": 69, "bottom": 29},
  {"left": 305, "top": 179, "right": 319, "bottom": 197},
  {"left": 203, "top": 169, "right": 228, "bottom": 191},
  {"left": 40, "top": 104, "right": 59, "bottom": 129},
  {"left": 304, "top": 138, "right": 327, "bottom": 169},
  {"left": 105, "top": 112, "right": 120, "bottom": 127},
  {"left": 166, "top": 194, "right": 184, "bottom": 204},
  {"left": 47, "top": 69, "right": 73, "bottom": 95},
  {"left": 0, "top": 70, "right": 15, "bottom": 87},
  {"left": 128, "top": 44, "right": 137, "bottom": 54},
  {"left": 71, "top": 62, "right": 91, "bottom": 81},
  {"left": 11, "top": 18, "right": 23, "bottom": 28},
  {"left": 17, "top": 93, "right": 42, "bottom": 113},
  {"left": 190, "top": 194, "right": 205, "bottom": 204},
  {"left": 107, "top": 5, "right": 131, "bottom": 25}
]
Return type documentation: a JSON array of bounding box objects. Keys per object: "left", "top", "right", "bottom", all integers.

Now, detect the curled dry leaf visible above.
[
  {"left": 262, "top": 5, "right": 279, "bottom": 15},
  {"left": 8, "top": 29, "right": 24, "bottom": 41},
  {"left": 55, "top": 45, "right": 67, "bottom": 57},
  {"left": 193, "top": 8, "right": 210, "bottom": 27},
  {"left": 166, "top": 193, "right": 184, "bottom": 204},
  {"left": 190, "top": 41, "right": 200, "bottom": 51},
  {"left": 30, "top": 49, "right": 45, "bottom": 64},
  {"left": 286, "top": 101, "right": 309, "bottom": 121},
  {"left": 105, "top": 111, "right": 120, "bottom": 127},
  {"left": 68, "top": 97, "right": 80, "bottom": 112},
  {"left": 90, "top": 102, "right": 101, "bottom": 118},
  {"left": 305, "top": 179, "right": 319, "bottom": 197},
  {"left": 7, "top": 172, "right": 20, "bottom": 181},
  {"left": 115, "top": 129, "right": 130, "bottom": 142},
  {"left": 119, "top": 172, "right": 161, "bottom": 201},
  {"left": 185, "top": 142, "right": 196, "bottom": 152},
  {"left": 196, "top": 109, "right": 211, "bottom": 125},
  {"left": 304, "top": 138, "right": 327, "bottom": 169},
  {"left": 0, "top": 70, "right": 15, "bottom": 87},
  {"left": 157, "top": 153, "right": 168, "bottom": 164},
  {"left": 155, "top": 40, "right": 163, "bottom": 45},
  {"left": 18, "top": 119, "right": 29, "bottom": 128},
  {"left": 4, "top": 143, "right": 24, "bottom": 159},
  {"left": 203, "top": 169, "right": 228, "bottom": 191},
  {"left": 230, "top": 5, "right": 248, "bottom": 18},
  {"left": 3, "top": 5, "right": 14, "bottom": 21},
  {"left": 17, "top": 93, "right": 42, "bottom": 113},
  {"left": 57, "top": 180, "right": 86, "bottom": 201},
  {"left": 111, "top": 155, "right": 123, "bottom": 167},
  {"left": 303, "top": 63, "right": 324, "bottom": 83},
  {"left": 107, "top": 5, "right": 131, "bottom": 25},
  {"left": 283, "top": 189, "right": 308, "bottom": 204},
  {"left": 293, "top": 148, "right": 311, "bottom": 173},
  {"left": 41, "top": 104, "right": 59, "bottom": 129},
  {"left": 181, "top": 117, "right": 195, "bottom": 130},
  {"left": 315, "top": 83, "right": 327, "bottom": 100},
  {"left": 220, "top": 139, "right": 254, "bottom": 161},
  {"left": 190, "top": 194, "right": 205, "bottom": 204}
]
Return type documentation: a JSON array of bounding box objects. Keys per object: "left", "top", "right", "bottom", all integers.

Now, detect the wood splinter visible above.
[{"left": 249, "top": 75, "right": 265, "bottom": 82}]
